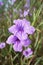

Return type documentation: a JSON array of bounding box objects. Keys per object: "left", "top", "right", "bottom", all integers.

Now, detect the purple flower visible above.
[
  {"left": 23, "top": 48, "right": 33, "bottom": 58},
  {"left": 6, "top": 35, "right": 31, "bottom": 52},
  {"left": 0, "top": 2, "right": 3, "bottom": 6},
  {"left": 21, "top": 38, "right": 31, "bottom": 47},
  {"left": 23, "top": 10, "right": 28, "bottom": 17},
  {"left": 8, "top": 19, "right": 35, "bottom": 40},
  {"left": 23, "top": 10, "right": 29, "bottom": 17},
  {"left": 24, "top": 0, "right": 30, "bottom": 8},
  {"left": 0, "top": 42, "right": 6, "bottom": 49},
  {"left": 19, "top": 9, "right": 32, "bottom": 17},
  {"left": 6, "top": 19, "right": 35, "bottom": 52},
  {"left": 6, "top": 35, "right": 22, "bottom": 52},
  {"left": 13, "top": 43, "right": 22, "bottom": 52}
]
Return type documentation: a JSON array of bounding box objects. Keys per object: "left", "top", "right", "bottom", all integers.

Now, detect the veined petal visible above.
[
  {"left": 23, "top": 19, "right": 30, "bottom": 25},
  {"left": 8, "top": 25, "right": 17, "bottom": 35},
  {"left": 25, "top": 26, "right": 35, "bottom": 34},
  {"left": 17, "top": 32, "right": 28, "bottom": 40},
  {"left": 13, "top": 19, "right": 30, "bottom": 27},
  {"left": 13, "top": 43, "right": 22, "bottom": 52},
  {"left": 21, "top": 38, "right": 31, "bottom": 47},
  {"left": 13, "top": 19, "right": 22, "bottom": 24},
  {"left": 6, "top": 35, "right": 15, "bottom": 44}
]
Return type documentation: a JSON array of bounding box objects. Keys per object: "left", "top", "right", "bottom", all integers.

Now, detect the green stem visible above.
[
  {"left": 9, "top": 44, "right": 13, "bottom": 53},
  {"left": 21, "top": 56, "right": 23, "bottom": 65},
  {"left": 12, "top": 54, "right": 19, "bottom": 61},
  {"left": 34, "top": 38, "right": 41, "bottom": 54},
  {"left": 10, "top": 55, "right": 13, "bottom": 65}
]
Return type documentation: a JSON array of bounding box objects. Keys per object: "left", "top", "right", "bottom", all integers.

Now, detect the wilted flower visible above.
[
  {"left": 0, "top": 42, "right": 6, "bottom": 49},
  {"left": 6, "top": 35, "right": 31, "bottom": 52},
  {"left": 23, "top": 48, "right": 33, "bottom": 58},
  {"left": 8, "top": 19, "right": 35, "bottom": 40}
]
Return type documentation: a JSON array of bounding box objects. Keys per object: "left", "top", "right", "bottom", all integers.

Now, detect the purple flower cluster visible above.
[
  {"left": 0, "top": 0, "right": 35, "bottom": 58},
  {"left": 13, "top": 0, "right": 32, "bottom": 18},
  {"left": 6, "top": 19, "right": 35, "bottom": 57}
]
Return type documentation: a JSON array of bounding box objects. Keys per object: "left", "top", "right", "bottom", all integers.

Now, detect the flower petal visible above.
[
  {"left": 0, "top": 42, "right": 6, "bottom": 49},
  {"left": 23, "top": 48, "right": 33, "bottom": 58},
  {"left": 25, "top": 26, "right": 35, "bottom": 34},
  {"left": 21, "top": 38, "right": 31, "bottom": 47},
  {"left": 13, "top": 19, "right": 22, "bottom": 25},
  {"left": 8, "top": 25, "right": 17, "bottom": 35},
  {"left": 13, "top": 43, "right": 22, "bottom": 52},
  {"left": 23, "top": 10, "right": 28, "bottom": 17},
  {"left": 6, "top": 35, "right": 15, "bottom": 44},
  {"left": 17, "top": 32, "right": 28, "bottom": 40}
]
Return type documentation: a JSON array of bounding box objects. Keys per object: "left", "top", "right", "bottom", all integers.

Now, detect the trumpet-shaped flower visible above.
[
  {"left": 8, "top": 19, "right": 35, "bottom": 40},
  {"left": 23, "top": 48, "right": 33, "bottom": 58},
  {"left": 6, "top": 35, "right": 31, "bottom": 52}
]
